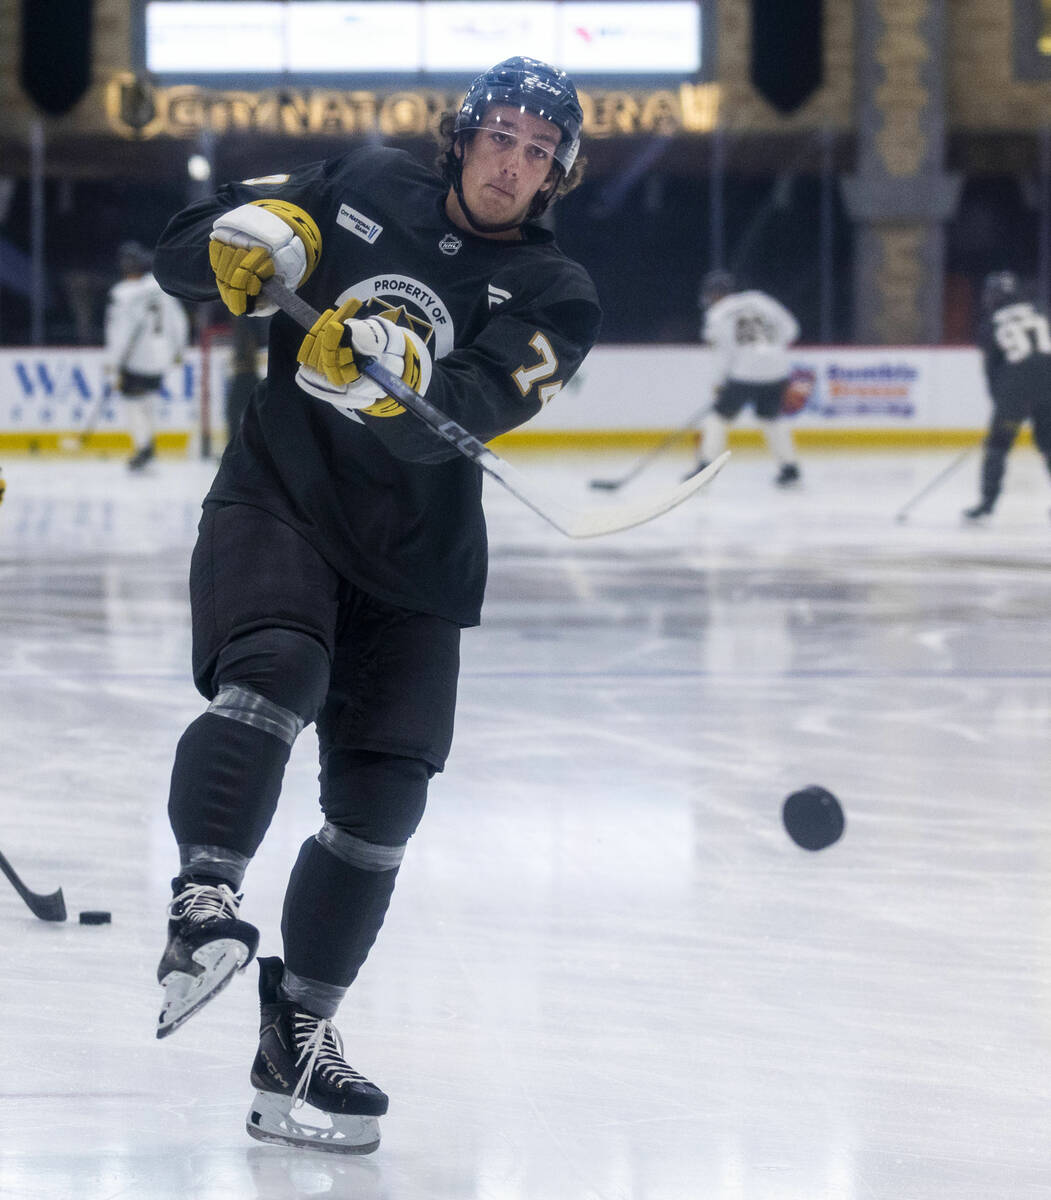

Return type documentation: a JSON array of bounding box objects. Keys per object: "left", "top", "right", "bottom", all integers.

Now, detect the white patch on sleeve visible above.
[
  {"left": 240, "top": 174, "right": 291, "bottom": 186},
  {"left": 337, "top": 204, "right": 383, "bottom": 245}
]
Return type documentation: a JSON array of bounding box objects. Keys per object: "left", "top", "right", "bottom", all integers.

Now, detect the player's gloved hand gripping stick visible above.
[{"left": 261, "top": 278, "right": 729, "bottom": 539}]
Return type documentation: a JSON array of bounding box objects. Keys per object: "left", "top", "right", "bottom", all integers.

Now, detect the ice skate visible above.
[
  {"left": 245, "top": 956, "right": 387, "bottom": 1155},
  {"left": 963, "top": 500, "right": 994, "bottom": 522},
  {"left": 156, "top": 877, "right": 259, "bottom": 1038},
  {"left": 127, "top": 441, "right": 156, "bottom": 472}
]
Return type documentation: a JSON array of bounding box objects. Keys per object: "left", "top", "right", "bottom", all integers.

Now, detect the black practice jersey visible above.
[
  {"left": 155, "top": 146, "right": 601, "bottom": 626},
  {"left": 978, "top": 296, "right": 1051, "bottom": 396}
]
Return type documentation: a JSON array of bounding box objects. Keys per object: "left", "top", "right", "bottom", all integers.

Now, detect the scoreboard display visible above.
[{"left": 138, "top": 1, "right": 706, "bottom": 81}]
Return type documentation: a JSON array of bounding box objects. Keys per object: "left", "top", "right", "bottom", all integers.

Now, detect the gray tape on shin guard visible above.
[
  {"left": 207, "top": 684, "right": 305, "bottom": 746},
  {"left": 317, "top": 820, "right": 406, "bottom": 872},
  {"left": 278, "top": 965, "right": 348, "bottom": 1019},
  {"left": 178, "top": 843, "right": 251, "bottom": 889}
]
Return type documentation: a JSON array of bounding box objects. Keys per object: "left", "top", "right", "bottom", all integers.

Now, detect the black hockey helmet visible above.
[
  {"left": 453, "top": 56, "right": 583, "bottom": 175},
  {"left": 699, "top": 269, "right": 736, "bottom": 309},
  {"left": 980, "top": 270, "right": 1021, "bottom": 312},
  {"left": 118, "top": 241, "right": 153, "bottom": 274}
]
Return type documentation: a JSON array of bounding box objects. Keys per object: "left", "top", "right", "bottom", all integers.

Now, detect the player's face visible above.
[{"left": 452, "top": 104, "right": 560, "bottom": 236}]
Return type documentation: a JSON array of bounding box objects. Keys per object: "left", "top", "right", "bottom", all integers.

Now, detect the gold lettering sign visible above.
[{"left": 104, "top": 73, "right": 720, "bottom": 140}]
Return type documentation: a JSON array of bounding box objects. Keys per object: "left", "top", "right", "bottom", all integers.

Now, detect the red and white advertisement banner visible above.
[{"left": 534, "top": 345, "right": 990, "bottom": 432}]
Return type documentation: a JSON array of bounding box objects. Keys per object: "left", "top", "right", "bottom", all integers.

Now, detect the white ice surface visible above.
[{"left": 1, "top": 446, "right": 1050, "bottom": 1199}]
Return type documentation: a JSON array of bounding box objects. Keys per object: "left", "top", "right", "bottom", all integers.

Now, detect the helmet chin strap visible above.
[{"left": 452, "top": 175, "right": 525, "bottom": 235}]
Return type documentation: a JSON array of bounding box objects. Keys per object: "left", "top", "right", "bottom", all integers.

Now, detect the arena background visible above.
[{"left": 1, "top": 1, "right": 1051, "bottom": 451}]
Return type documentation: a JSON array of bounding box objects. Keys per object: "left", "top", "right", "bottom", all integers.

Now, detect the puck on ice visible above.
[
  {"left": 78, "top": 910, "right": 112, "bottom": 924},
  {"left": 782, "top": 786, "right": 845, "bottom": 851}
]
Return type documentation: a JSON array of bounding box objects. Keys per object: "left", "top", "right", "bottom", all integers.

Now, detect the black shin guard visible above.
[
  {"left": 168, "top": 713, "right": 292, "bottom": 859},
  {"left": 981, "top": 418, "right": 1019, "bottom": 506},
  {"left": 169, "top": 627, "right": 331, "bottom": 862},
  {"left": 980, "top": 445, "right": 1008, "bottom": 506},
  {"left": 281, "top": 836, "right": 400, "bottom": 990}
]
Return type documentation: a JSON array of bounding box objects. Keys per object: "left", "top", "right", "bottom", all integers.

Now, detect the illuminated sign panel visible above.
[
  {"left": 559, "top": 3, "right": 700, "bottom": 72},
  {"left": 143, "top": 1, "right": 702, "bottom": 76},
  {"left": 147, "top": 3, "right": 423, "bottom": 72},
  {"left": 422, "top": 3, "right": 557, "bottom": 69}
]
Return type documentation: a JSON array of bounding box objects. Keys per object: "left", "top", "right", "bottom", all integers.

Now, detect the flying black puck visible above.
[
  {"left": 782, "top": 786, "right": 845, "bottom": 851},
  {"left": 78, "top": 910, "right": 112, "bottom": 924}
]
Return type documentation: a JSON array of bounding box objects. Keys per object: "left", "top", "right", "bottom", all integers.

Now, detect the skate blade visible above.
[
  {"left": 156, "top": 938, "right": 249, "bottom": 1039},
  {"left": 245, "top": 1090, "right": 381, "bottom": 1155}
]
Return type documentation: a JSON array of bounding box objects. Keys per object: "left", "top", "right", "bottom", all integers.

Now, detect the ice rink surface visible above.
[{"left": 1, "top": 445, "right": 1049, "bottom": 1200}]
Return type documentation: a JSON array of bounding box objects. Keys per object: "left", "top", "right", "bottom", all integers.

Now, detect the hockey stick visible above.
[
  {"left": 0, "top": 848, "right": 67, "bottom": 921},
  {"left": 261, "top": 278, "right": 729, "bottom": 539},
  {"left": 588, "top": 397, "right": 717, "bottom": 491},
  {"left": 894, "top": 444, "right": 979, "bottom": 524},
  {"left": 58, "top": 387, "right": 111, "bottom": 452}
]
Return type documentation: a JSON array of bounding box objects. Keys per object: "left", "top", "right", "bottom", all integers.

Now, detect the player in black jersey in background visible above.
[
  {"left": 964, "top": 270, "right": 1051, "bottom": 521},
  {"left": 150, "top": 57, "right": 601, "bottom": 1153}
]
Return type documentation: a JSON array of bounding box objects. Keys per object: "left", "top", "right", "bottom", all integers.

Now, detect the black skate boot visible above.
[
  {"left": 963, "top": 499, "right": 995, "bottom": 521},
  {"left": 246, "top": 956, "right": 387, "bottom": 1155},
  {"left": 155, "top": 876, "right": 259, "bottom": 1039},
  {"left": 127, "top": 441, "right": 156, "bottom": 472},
  {"left": 775, "top": 462, "right": 801, "bottom": 487}
]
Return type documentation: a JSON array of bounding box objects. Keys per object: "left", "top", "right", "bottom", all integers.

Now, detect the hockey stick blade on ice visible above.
[
  {"left": 894, "top": 445, "right": 978, "bottom": 523},
  {"left": 59, "top": 388, "right": 111, "bottom": 452},
  {"left": 262, "top": 278, "right": 729, "bottom": 538},
  {"left": 0, "top": 849, "right": 67, "bottom": 921},
  {"left": 588, "top": 398, "right": 717, "bottom": 492}
]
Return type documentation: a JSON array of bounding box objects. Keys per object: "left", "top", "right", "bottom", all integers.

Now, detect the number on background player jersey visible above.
[
  {"left": 734, "top": 313, "right": 777, "bottom": 345},
  {"left": 993, "top": 303, "right": 1051, "bottom": 363},
  {"left": 147, "top": 297, "right": 164, "bottom": 334}
]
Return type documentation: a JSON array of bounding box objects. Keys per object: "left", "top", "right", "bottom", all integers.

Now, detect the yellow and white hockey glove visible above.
[
  {"left": 208, "top": 199, "right": 321, "bottom": 317},
  {"left": 295, "top": 299, "right": 431, "bottom": 417}
]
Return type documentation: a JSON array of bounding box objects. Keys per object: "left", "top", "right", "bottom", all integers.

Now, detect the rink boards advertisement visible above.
[
  {"left": 0, "top": 347, "right": 208, "bottom": 453},
  {"left": 526, "top": 345, "right": 992, "bottom": 446},
  {"left": 0, "top": 344, "right": 991, "bottom": 452}
]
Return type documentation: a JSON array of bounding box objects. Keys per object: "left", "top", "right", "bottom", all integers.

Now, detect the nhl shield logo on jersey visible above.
[{"left": 438, "top": 233, "right": 463, "bottom": 256}]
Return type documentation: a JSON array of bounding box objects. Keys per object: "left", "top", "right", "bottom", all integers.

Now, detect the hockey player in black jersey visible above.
[
  {"left": 964, "top": 271, "right": 1051, "bottom": 520},
  {"left": 150, "top": 57, "right": 601, "bottom": 1153}
]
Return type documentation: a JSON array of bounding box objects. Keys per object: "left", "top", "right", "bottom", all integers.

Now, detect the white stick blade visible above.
[{"left": 484, "top": 451, "right": 731, "bottom": 538}]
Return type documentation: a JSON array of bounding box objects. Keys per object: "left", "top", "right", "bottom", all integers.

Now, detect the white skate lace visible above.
[
  {"left": 167, "top": 882, "right": 241, "bottom": 924},
  {"left": 290, "top": 1014, "right": 371, "bottom": 1108}
]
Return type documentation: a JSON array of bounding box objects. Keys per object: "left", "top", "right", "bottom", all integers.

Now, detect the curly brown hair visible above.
[{"left": 434, "top": 112, "right": 586, "bottom": 219}]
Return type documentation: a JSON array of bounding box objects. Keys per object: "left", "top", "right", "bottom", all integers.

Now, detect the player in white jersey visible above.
[
  {"left": 684, "top": 270, "right": 802, "bottom": 486},
  {"left": 103, "top": 242, "right": 190, "bottom": 470}
]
